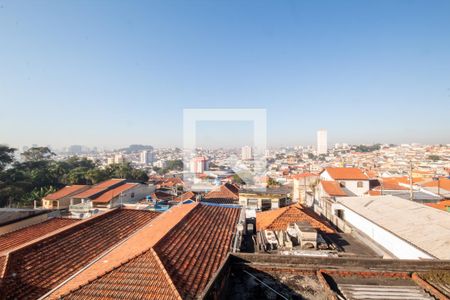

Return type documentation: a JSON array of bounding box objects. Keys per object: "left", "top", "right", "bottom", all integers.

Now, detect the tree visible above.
[
  {"left": 232, "top": 174, "right": 245, "bottom": 185},
  {"left": 0, "top": 153, "right": 149, "bottom": 208},
  {"left": 267, "top": 177, "right": 279, "bottom": 187},
  {"left": 428, "top": 155, "right": 441, "bottom": 162},
  {"left": 21, "top": 186, "right": 57, "bottom": 207},
  {"left": 21, "top": 147, "right": 55, "bottom": 161},
  {"left": 67, "top": 167, "right": 90, "bottom": 185},
  {"left": 0, "top": 146, "right": 16, "bottom": 171},
  {"left": 86, "top": 168, "right": 109, "bottom": 184},
  {"left": 165, "top": 160, "right": 184, "bottom": 171}
]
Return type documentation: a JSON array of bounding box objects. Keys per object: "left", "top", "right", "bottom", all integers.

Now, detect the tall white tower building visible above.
[
  {"left": 317, "top": 129, "right": 328, "bottom": 155},
  {"left": 140, "top": 150, "right": 154, "bottom": 165},
  {"left": 241, "top": 146, "right": 253, "bottom": 160}
]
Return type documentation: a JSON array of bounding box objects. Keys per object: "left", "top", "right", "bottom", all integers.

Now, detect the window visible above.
[
  {"left": 336, "top": 209, "right": 344, "bottom": 219},
  {"left": 261, "top": 199, "right": 271, "bottom": 211},
  {"left": 357, "top": 181, "right": 363, "bottom": 188},
  {"left": 247, "top": 199, "right": 258, "bottom": 209},
  {"left": 52, "top": 201, "right": 58, "bottom": 208},
  {"left": 131, "top": 192, "right": 135, "bottom": 198}
]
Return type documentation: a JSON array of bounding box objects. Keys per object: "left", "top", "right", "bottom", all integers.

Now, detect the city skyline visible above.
[{"left": 1, "top": 1, "right": 450, "bottom": 148}]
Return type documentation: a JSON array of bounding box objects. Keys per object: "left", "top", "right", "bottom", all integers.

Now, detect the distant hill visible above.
[{"left": 119, "top": 144, "right": 154, "bottom": 153}]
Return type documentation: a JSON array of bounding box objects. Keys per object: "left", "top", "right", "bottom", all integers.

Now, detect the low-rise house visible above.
[
  {"left": 69, "top": 179, "right": 153, "bottom": 209},
  {"left": 331, "top": 195, "right": 450, "bottom": 260},
  {"left": 172, "top": 191, "right": 197, "bottom": 204},
  {"left": 42, "top": 185, "right": 90, "bottom": 209},
  {"left": 91, "top": 183, "right": 151, "bottom": 208},
  {"left": 369, "top": 177, "right": 443, "bottom": 204},
  {"left": 320, "top": 167, "right": 369, "bottom": 196},
  {"left": 202, "top": 182, "right": 239, "bottom": 204},
  {"left": 255, "top": 204, "right": 335, "bottom": 253},
  {"left": 420, "top": 177, "right": 450, "bottom": 199},
  {"left": 239, "top": 186, "right": 291, "bottom": 211},
  {"left": 71, "top": 179, "right": 127, "bottom": 205}
]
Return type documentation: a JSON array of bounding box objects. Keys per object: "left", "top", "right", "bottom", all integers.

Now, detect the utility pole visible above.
[
  {"left": 409, "top": 160, "right": 413, "bottom": 201},
  {"left": 438, "top": 177, "right": 441, "bottom": 196},
  {"left": 303, "top": 175, "right": 307, "bottom": 205},
  {"left": 380, "top": 179, "right": 383, "bottom": 196}
]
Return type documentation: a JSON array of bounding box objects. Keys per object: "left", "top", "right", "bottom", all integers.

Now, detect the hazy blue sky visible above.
[{"left": 1, "top": 0, "right": 449, "bottom": 149}]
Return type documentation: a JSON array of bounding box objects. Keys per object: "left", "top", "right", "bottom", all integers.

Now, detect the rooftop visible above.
[
  {"left": 154, "top": 203, "right": 241, "bottom": 299},
  {"left": 256, "top": 204, "right": 335, "bottom": 233},
  {"left": 173, "top": 191, "right": 196, "bottom": 202},
  {"left": 324, "top": 168, "right": 369, "bottom": 180},
  {"left": 206, "top": 253, "right": 450, "bottom": 300},
  {"left": 204, "top": 183, "right": 239, "bottom": 200},
  {"left": 44, "top": 185, "right": 88, "bottom": 200},
  {"left": 72, "top": 178, "right": 126, "bottom": 199},
  {"left": 62, "top": 249, "right": 181, "bottom": 300},
  {"left": 336, "top": 195, "right": 450, "bottom": 259},
  {"left": 93, "top": 182, "right": 138, "bottom": 203},
  {"left": 0, "top": 218, "right": 78, "bottom": 253},
  {"left": 321, "top": 180, "right": 348, "bottom": 197},
  {"left": 55, "top": 203, "right": 241, "bottom": 300},
  {"left": 0, "top": 209, "right": 160, "bottom": 299}
]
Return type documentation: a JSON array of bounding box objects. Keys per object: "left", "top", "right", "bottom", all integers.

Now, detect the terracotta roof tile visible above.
[
  {"left": 291, "top": 172, "right": 318, "bottom": 179},
  {"left": 324, "top": 168, "right": 368, "bottom": 180},
  {"left": 173, "top": 191, "right": 196, "bottom": 202},
  {"left": 93, "top": 183, "right": 138, "bottom": 203},
  {"left": 154, "top": 204, "right": 241, "bottom": 299},
  {"left": 72, "top": 179, "right": 126, "bottom": 199},
  {"left": 426, "top": 200, "right": 450, "bottom": 212},
  {"left": 62, "top": 249, "right": 181, "bottom": 300},
  {"left": 0, "top": 209, "right": 159, "bottom": 299},
  {"left": 0, "top": 218, "right": 78, "bottom": 253},
  {"left": 256, "top": 204, "right": 335, "bottom": 233},
  {"left": 44, "top": 185, "right": 88, "bottom": 200},
  {"left": 0, "top": 255, "right": 6, "bottom": 278},
  {"left": 422, "top": 178, "right": 450, "bottom": 191},
  {"left": 321, "top": 181, "right": 348, "bottom": 197},
  {"left": 48, "top": 204, "right": 198, "bottom": 299},
  {"left": 204, "top": 183, "right": 239, "bottom": 200},
  {"left": 201, "top": 197, "right": 236, "bottom": 204}
]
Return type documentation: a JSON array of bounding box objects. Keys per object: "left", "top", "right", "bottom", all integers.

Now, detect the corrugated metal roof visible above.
[{"left": 336, "top": 195, "right": 450, "bottom": 259}]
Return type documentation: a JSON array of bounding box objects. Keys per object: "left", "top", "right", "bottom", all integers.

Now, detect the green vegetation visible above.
[
  {"left": 267, "top": 177, "right": 279, "bottom": 187},
  {"left": 153, "top": 159, "right": 184, "bottom": 175},
  {"left": 0, "top": 146, "right": 148, "bottom": 208},
  {"left": 428, "top": 155, "right": 441, "bottom": 162},
  {"left": 232, "top": 174, "right": 245, "bottom": 185},
  {"left": 353, "top": 144, "right": 381, "bottom": 152}
]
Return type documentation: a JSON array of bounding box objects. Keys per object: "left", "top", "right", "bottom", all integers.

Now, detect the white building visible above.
[
  {"left": 114, "top": 154, "right": 125, "bottom": 164},
  {"left": 331, "top": 195, "right": 450, "bottom": 260},
  {"left": 317, "top": 129, "right": 328, "bottom": 155},
  {"left": 320, "top": 167, "right": 369, "bottom": 196},
  {"left": 190, "top": 156, "right": 208, "bottom": 173},
  {"left": 241, "top": 146, "right": 253, "bottom": 160},
  {"left": 154, "top": 160, "right": 167, "bottom": 169},
  {"left": 140, "top": 150, "right": 154, "bottom": 165}
]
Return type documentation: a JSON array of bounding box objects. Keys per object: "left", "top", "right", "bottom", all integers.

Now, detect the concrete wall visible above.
[
  {"left": 331, "top": 203, "right": 434, "bottom": 260},
  {"left": 0, "top": 210, "right": 60, "bottom": 235},
  {"left": 339, "top": 180, "right": 369, "bottom": 196},
  {"left": 239, "top": 195, "right": 289, "bottom": 210},
  {"left": 292, "top": 176, "right": 318, "bottom": 203},
  {"left": 109, "top": 184, "right": 154, "bottom": 208}
]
